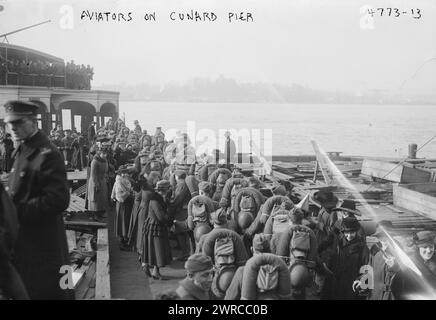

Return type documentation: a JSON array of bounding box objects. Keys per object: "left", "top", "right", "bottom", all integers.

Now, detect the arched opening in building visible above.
[
  {"left": 100, "top": 102, "right": 117, "bottom": 127},
  {"left": 58, "top": 101, "right": 96, "bottom": 134},
  {"left": 29, "top": 100, "right": 50, "bottom": 134}
]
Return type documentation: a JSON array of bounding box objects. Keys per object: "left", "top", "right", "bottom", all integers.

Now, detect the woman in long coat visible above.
[
  {"left": 127, "top": 178, "right": 143, "bottom": 251},
  {"left": 142, "top": 180, "right": 172, "bottom": 279},
  {"left": 87, "top": 150, "right": 109, "bottom": 213},
  {"left": 112, "top": 169, "right": 134, "bottom": 250},
  {"left": 323, "top": 217, "right": 369, "bottom": 300},
  {"left": 128, "top": 171, "right": 161, "bottom": 256}
]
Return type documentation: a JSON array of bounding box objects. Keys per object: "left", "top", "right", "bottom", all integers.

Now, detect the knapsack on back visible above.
[
  {"left": 192, "top": 202, "right": 207, "bottom": 223},
  {"left": 272, "top": 214, "right": 289, "bottom": 234},
  {"left": 290, "top": 226, "right": 311, "bottom": 258},
  {"left": 230, "top": 184, "right": 243, "bottom": 206},
  {"left": 214, "top": 236, "right": 235, "bottom": 267},
  {"left": 256, "top": 264, "right": 279, "bottom": 293},
  {"left": 240, "top": 195, "right": 255, "bottom": 212}
]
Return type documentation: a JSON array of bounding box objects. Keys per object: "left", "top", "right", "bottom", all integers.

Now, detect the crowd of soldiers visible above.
[
  {"left": 0, "top": 57, "right": 93, "bottom": 89},
  {"left": 65, "top": 60, "right": 93, "bottom": 90},
  {"left": 82, "top": 118, "right": 436, "bottom": 300},
  {"left": 0, "top": 57, "right": 64, "bottom": 86},
  {"left": 1, "top": 100, "right": 436, "bottom": 300}
]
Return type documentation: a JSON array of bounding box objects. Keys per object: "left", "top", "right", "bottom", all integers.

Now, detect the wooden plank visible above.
[
  {"left": 75, "top": 262, "right": 96, "bottom": 299},
  {"left": 402, "top": 166, "right": 433, "bottom": 184},
  {"left": 64, "top": 220, "right": 106, "bottom": 228},
  {"left": 394, "top": 184, "right": 436, "bottom": 219},
  {"left": 361, "top": 159, "right": 404, "bottom": 183},
  {"left": 361, "top": 159, "right": 432, "bottom": 184},
  {"left": 66, "top": 230, "right": 77, "bottom": 252},
  {"left": 73, "top": 262, "right": 91, "bottom": 289},
  {"left": 384, "top": 204, "right": 404, "bottom": 214},
  {"left": 66, "top": 194, "right": 87, "bottom": 212},
  {"left": 95, "top": 228, "right": 110, "bottom": 300},
  {"left": 311, "top": 141, "right": 333, "bottom": 185},
  {"left": 67, "top": 170, "right": 87, "bottom": 181}
]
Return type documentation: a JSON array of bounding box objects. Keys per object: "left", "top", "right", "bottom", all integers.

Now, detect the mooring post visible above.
[{"left": 408, "top": 143, "right": 418, "bottom": 159}]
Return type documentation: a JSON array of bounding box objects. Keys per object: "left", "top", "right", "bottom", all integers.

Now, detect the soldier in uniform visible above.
[
  {"left": 0, "top": 183, "right": 29, "bottom": 299},
  {"left": 62, "top": 129, "right": 75, "bottom": 167},
  {"left": 87, "top": 121, "right": 96, "bottom": 144},
  {"left": 3, "top": 100, "right": 73, "bottom": 300},
  {"left": 133, "top": 120, "right": 142, "bottom": 136},
  {"left": 169, "top": 170, "right": 193, "bottom": 260},
  {"left": 176, "top": 253, "right": 214, "bottom": 300}
]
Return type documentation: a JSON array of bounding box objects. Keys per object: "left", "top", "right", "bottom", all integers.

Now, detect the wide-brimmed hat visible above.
[
  {"left": 371, "top": 220, "right": 399, "bottom": 239},
  {"left": 310, "top": 189, "right": 338, "bottom": 209},
  {"left": 413, "top": 230, "right": 436, "bottom": 247},
  {"left": 332, "top": 199, "right": 361, "bottom": 216},
  {"left": 341, "top": 217, "right": 361, "bottom": 232},
  {"left": 116, "top": 166, "right": 131, "bottom": 175}
]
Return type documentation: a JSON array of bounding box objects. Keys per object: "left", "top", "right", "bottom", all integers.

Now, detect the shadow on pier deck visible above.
[{"left": 107, "top": 205, "right": 186, "bottom": 299}]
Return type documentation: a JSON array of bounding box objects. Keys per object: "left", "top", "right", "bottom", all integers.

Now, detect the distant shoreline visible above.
[{"left": 117, "top": 99, "right": 435, "bottom": 106}]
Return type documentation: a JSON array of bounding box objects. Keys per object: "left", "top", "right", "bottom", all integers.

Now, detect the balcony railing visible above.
[{"left": 1, "top": 71, "right": 66, "bottom": 88}]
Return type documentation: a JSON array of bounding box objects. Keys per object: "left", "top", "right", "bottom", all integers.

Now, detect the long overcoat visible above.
[
  {"left": 8, "top": 130, "right": 73, "bottom": 299},
  {"left": 87, "top": 155, "right": 109, "bottom": 211}
]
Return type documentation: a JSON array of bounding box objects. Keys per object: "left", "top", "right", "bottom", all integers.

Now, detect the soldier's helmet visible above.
[
  {"left": 238, "top": 211, "right": 254, "bottom": 230},
  {"left": 289, "top": 263, "right": 311, "bottom": 289},
  {"left": 194, "top": 223, "right": 212, "bottom": 243}
]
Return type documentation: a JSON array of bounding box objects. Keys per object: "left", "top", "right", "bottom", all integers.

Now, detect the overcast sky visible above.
[{"left": 1, "top": 0, "right": 435, "bottom": 93}]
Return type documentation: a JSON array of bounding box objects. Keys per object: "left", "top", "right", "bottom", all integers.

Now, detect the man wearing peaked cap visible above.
[
  {"left": 3, "top": 100, "right": 73, "bottom": 299},
  {"left": 3, "top": 100, "right": 39, "bottom": 124},
  {"left": 176, "top": 254, "right": 214, "bottom": 300}
]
